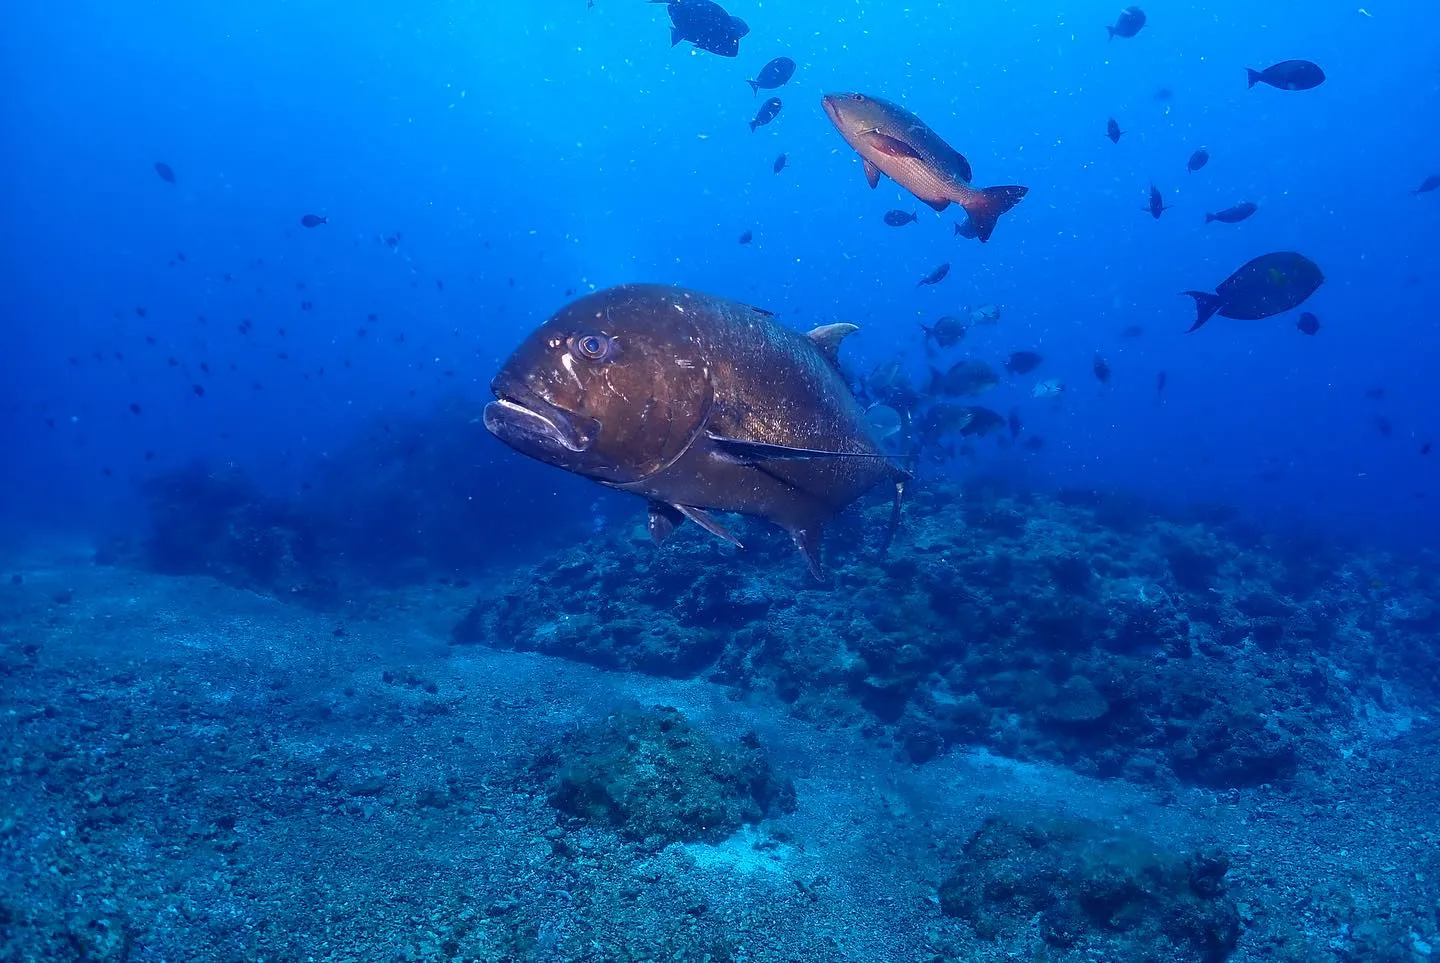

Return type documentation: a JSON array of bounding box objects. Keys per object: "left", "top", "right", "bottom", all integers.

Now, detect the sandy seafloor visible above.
[{"left": 1, "top": 540, "right": 1436, "bottom": 963}]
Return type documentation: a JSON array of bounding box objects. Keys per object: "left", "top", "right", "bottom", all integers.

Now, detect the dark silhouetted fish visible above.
[
  {"left": 1364, "top": 388, "right": 1386, "bottom": 401},
  {"left": 920, "top": 315, "right": 966, "bottom": 349},
  {"left": 1247, "top": 60, "right": 1325, "bottom": 91},
  {"left": 749, "top": 97, "right": 782, "bottom": 132},
  {"left": 1107, "top": 7, "right": 1146, "bottom": 39},
  {"left": 748, "top": 56, "right": 795, "bottom": 94},
  {"left": 154, "top": 162, "right": 176, "bottom": 184},
  {"left": 772, "top": 153, "right": 787, "bottom": 173},
  {"left": 1296, "top": 312, "right": 1321, "bottom": 335},
  {"left": 1374, "top": 415, "right": 1393, "bottom": 439},
  {"left": 301, "top": 214, "right": 327, "bottom": 227},
  {"left": 1187, "top": 148, "right": 1209, "bottom": 172},
  {"left": 738, "top": 229, "right": 753, "bottom": 244},
  {"left": 483, "top": 284, "right": 909, "bottom": 578},
  {"left": 822, "top": 92, "right": 1028, "bottom": 242},
  {"left": 1412, "top": 175, "right": 1440, "bottom": 196},
  {"left": 1004, "top": 351, "right": 1043, "bottom": 375},
  {"left": 1182, "top": 251, "right": 1324, "bottom": 332},
  {"left": 1093, "top": 353, "right": 1112, "bottom": 384},
  {"left": 929, "top": 359, "right": 999, "bottom": 397},
  {"left": 1106, "top": 118, "right": 1124, "bottom": 143},
  {"left": 1206, "top": 201, "right": 1257, "bottom": 224},
  {"left": 1144, "top": 183, "right": 1168, "bottom": 219},
  {"left": 654, "top": 0, "right": 750, "bottom": 58},
  {"left": 1156, "top": 370, "right": 1168, "bottom": 398},
  {"left": 916, "top": 262, "right": 950, "bottom": 286},
  {"left": 884, "top": 209, "right": 918, "bottom": 226}
]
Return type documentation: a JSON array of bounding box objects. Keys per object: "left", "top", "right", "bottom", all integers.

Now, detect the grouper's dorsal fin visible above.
[{"left": 806, "top": 322, "right": 859, "bottom": 366}]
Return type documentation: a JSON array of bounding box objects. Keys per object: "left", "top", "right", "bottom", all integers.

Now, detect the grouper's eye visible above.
[
  {"left": 851, "top": 93, "right": 866, "bottom": 103},
  {"left": 572, "top": 333, "right": 612, "bottom": 362}
]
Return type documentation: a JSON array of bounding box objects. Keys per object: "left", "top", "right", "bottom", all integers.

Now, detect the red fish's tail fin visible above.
[
  {"left": 1181, "top": 291, "right": 1224, "bottom": 332},
  {"left": 1246, "top": 68, "right": 1262, "bottom": 88},
  {"left": 959, "top": 186, "right": 1028, "bottom": 243}
]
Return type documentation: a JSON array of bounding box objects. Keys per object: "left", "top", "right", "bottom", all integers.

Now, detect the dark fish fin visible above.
[
  {"left": 676, "top": 505, "right": 743, "bottom": 547},
  {"left": 1246, "top": 68, "right": 1262, "bottom": 88},
  {"left": 708, "top": 433, "right": 892, "bottom": 462},
  {"left": 747, "top": 80, "right": 759, "bottom": 95},
  {"left": 788, "top": 524, "right": 825, "bottom": 581},
  {"left": 923, "top": 197, "right": 950, "bottom": 212},
  {"left": 1106, "top": 26, "right": 1115, "bottom": 40},
  {"left": 806, "top": 322, "right": 859, "bottom": 366},
  {"left": 862, "top": 159, "right": 880, "bottom": 189},
  {"left": 958, "top": 185, "right": 1028, "bottom": 242},
  {"left": 647, "top": 502, "right": 685, "bottom": 545},
  {"left": 1204, "top": 212, "right": 1216, "bottom": 224},
  {"left": 866, "top": 131, "right": 922, "bottom": 160},
  {"left": 1181, "top": 291, "right": 1224, "bottom": 332},
  {"left": 671, "top": 27, "right": 683, "bottom": 47}
]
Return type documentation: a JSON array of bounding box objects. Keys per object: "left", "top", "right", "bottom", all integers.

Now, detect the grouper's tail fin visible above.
[{"left": 959, "top": 185, "right": 1028, "bottom": 243}]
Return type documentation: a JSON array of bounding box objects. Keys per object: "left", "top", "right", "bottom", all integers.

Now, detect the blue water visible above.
[{"left": 2, "top": 1, "right": 1437, "bottom": 545}]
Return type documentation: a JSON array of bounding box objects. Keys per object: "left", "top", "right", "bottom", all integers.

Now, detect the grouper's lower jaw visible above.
[{"left": 483, "top": 397, "right": 596, "bottom": 456}]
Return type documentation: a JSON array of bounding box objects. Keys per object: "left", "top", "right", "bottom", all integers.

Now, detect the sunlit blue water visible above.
[{"left": 3, "top": 0, "right": 1437, "bottom": 547}]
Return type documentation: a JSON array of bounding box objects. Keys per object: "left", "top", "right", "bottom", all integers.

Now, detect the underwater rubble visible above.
[{"left": 456, "top": 477, "right": 1440, "bottom": 791}]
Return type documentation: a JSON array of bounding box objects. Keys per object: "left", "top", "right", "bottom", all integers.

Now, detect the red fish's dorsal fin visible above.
[{"left": 806, "top": 322, "right": 859, "bottom": 366}]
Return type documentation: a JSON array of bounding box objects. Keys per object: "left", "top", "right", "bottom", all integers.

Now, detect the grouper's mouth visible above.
[{"left": 483, "top": 387, "right": 598, "bottom": 454}]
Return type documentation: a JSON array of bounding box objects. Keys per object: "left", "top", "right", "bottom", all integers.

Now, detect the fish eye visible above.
[
  {"left": 850, "top": 94, "right": 865, "bottom": 102},
  {"left": 573, "top": 333, "right": 612, "bottom": 361}
]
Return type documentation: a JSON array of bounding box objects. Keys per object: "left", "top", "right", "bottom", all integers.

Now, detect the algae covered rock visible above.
[
  {"left": 939, "top": 813, "right": 1240, "bottom": 961},
  {"left": 538, "top": 705, "right": 796, "bottom": 848}
]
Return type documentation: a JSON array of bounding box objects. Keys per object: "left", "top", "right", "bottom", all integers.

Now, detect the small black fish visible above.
[
  {"left": 154, "top": 162, "right": 176, "bottom": 184},
  {"left": 1247, "top": 60, "right": 1325, "bottom": 91},
  {"left": 191, "top": 384, "right": 205, "bottom": 397},
  {"left": 772, "top": 153, "right": 787, "bottom": 174},
  {"left": 1205, "top": 201, "right": 1257, "bottom": 224},
  {"left": 884, "top": 210, "right": 918, "bottom": 227},
  {"left": 1156, "top": 370, "right": 1168, "bottom": 398},
  {"left": 1106, "top": 118, "right": 1123, "bottom": 144},
  {"left": 748, "top": 56, "right": 796, "bottom": 95},
  {"left": 749, "top": 97, "right": 782, "bottom": 132},
  {"left": 738, "top": 229, "right": 753, "bottom": 244},
  {"left": 1107, "top": 6, "right": 1146, "bottom": 39},
  {"left": 657, "top": 0, "right": 750, "bottom": 58},
  {"left": 1374, "top": 415, "right": 1393, "bottom": 439},
  {"left": 1412, "top": 175, "right": 1440, "bottom": 196},
  {"left": 1187, "top": 148, "right": 1209, "bottom": 172},
  {"left": 1296, "top": 312, "right": 1320, "bottom": 335},
  {"left": 1093, "top": 353, "right": 1112, "bottom": 385},
  {"left": 301, "top": 214, "right": 328, "bottom": 228},
  {"left": 1003, "top": 351, "right": 1043, "bottom": 375},
  {"left": 301, "top": 301, "right": 314, "bottom": 311},
  {"left": 128, "top": 403, "right": 141, "bottom": 415},
  {"left": 1145, "top": 183, "right": 1168, "bottom": 219},
  {"left": 1422, "top": 442, "right": 1433, "bottom": 456},
  {"left": 917, "top": 263, "right": 950, "bottom": 287}
]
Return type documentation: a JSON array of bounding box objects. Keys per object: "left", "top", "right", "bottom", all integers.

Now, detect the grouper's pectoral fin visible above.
[
  {"left": 789, "top": 524, "right": 825, "bottom": 581},
  {"left": 862, "top": 158, "right": 880, "bottom": 189},
  {"left": 647, "top": 502, "right": 685, "bottom": 545},
  {"left": 675, "top": 505, "right": 744, "bottom": 548},
  {"left": 865, "top": 131, "right": 922, "bottom": 160},
  {"left": 707, "top": 433, "right": 892, "bottom": 462}
]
